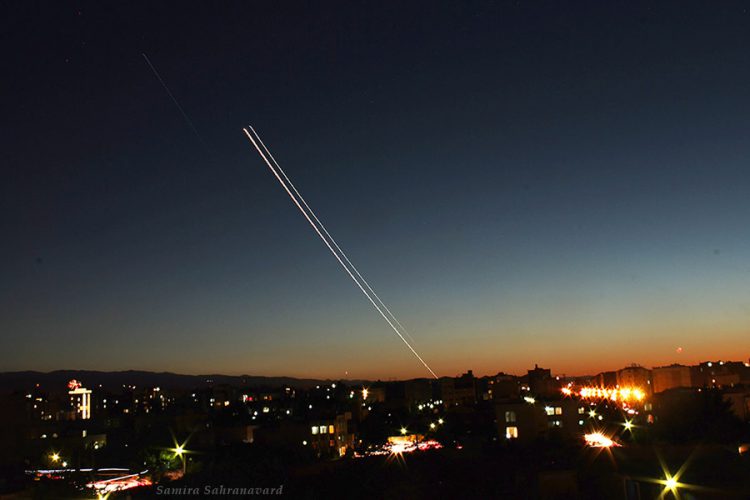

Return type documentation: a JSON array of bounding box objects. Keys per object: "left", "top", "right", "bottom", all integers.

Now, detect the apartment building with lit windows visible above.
[{"left": 309, "top": 412, "right": 354, "bottom": 457}]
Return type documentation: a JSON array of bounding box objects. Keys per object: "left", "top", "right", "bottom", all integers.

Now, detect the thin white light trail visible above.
[
  {"left": 242, "top": 127, "right": 437, "bottom": 379},
  {"left": 142, "top": 53, "right": 208, "bottom": 149},
  {"left": 246, "top": 125, "right": 418, "bottom": 347}
]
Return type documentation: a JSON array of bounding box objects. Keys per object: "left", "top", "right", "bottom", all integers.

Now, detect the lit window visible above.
[
  {"left": 328, "top": 425, "right": 334, "bottom": 434},
  {"left": 505, "top": 411, "right": 516, "bottom": 423},
  {"left": 578, "top": 407, "right": 585, "bottom": 414},
  {"left": 554, "top": 407, "right": 562, "bottom": 415},
  {"left": 311, "top": 427, "right": 318, "bottom": 435},
  {"left": 319, "top": 425, "right": 327, "bottom": 434},
  {"left": 544, "top": 406, "right": 554, "bottom": 416},
  {"left": 506, "top": 426, "right": 518, "bottom": 439}
]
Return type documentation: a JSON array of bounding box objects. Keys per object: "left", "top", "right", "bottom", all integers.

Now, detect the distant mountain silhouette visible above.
[{"left": 0, "top": 370, "right": 371, "bottom": 395}]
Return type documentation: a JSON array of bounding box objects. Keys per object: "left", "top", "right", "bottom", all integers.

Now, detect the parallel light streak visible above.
[
  {"left": 247, "top": 126, "right": 418, "bottom": 347},
  {"left": 242, "top": 127, "right": 437, "bottom": 378}
]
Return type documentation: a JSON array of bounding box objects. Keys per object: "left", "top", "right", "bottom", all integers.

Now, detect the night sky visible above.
[{"left": 2, "top": 1, "right": 749, "bottom": 379}]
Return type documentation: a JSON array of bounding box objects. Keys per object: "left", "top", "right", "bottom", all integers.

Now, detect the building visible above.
[
  {"left": 495, "top": 400, "right": 545, "bottom": 443},
  {"left": 594, "top": 371, "right": 618, "bottom": 388},
  {"left": 489, "top": 373, "right": 520, "bottom": 401},
  {"left": 309, "top": 412, "right": 354, "bottom": 457},
  {"left": 67, "top": 380, "right": 92, "bottom": 420},
  {"left": 404, "top": 379, "right": 433, "bottom": 406},
  {"left": 694, "top": 361, "right": 747, "bottom": 388},
  {"left": 541, "top": 399, "right": 585, "bottom": 432},
  {"left": 495, "top": 397, "right": 586, "bottom": 444},
  {"left": 440, "top": 371, "right": 476, "bottom": 407},
  {"left": 362, "top": 386, "right": 386, "bottom": 403},
  {"left": 652, "top": 364, "right": 693, "bottom": 393},
  {"left": 527, "top": 365, "right": 559, "bottom": 398},
  {"left": 616, "top": 365, "right": 652, "bottom": 393}
]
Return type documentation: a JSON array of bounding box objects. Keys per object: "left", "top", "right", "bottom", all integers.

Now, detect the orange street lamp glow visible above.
[{"left": 576, "top": 386, "right": 647, "bottom": 403}]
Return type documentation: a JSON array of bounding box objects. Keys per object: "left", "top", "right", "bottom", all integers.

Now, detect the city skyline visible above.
[{"left": 2, "top": 1, "right": 750, "bottom": 379}]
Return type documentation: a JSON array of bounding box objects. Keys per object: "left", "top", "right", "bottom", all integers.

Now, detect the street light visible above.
[
  {"left": 400, "top": 427, "right": 407, "bottom": 435},
  {"left": 50, "top": 452, "right": 60, "bottom": 463},
  {"left": 172, "top": 443, "right": 188, "bottom": 475}
]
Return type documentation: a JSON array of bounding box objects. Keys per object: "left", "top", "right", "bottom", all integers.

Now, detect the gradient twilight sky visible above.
[{"left": 2, "top": 1, "right": 749, "bottom": 379}]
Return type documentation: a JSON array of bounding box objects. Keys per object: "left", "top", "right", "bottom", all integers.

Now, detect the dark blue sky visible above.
[{"left": 2, "top": 1, "right": 749, "bottom": 378}]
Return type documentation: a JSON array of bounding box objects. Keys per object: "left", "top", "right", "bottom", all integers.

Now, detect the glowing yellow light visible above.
[
  {"left": 361, "top": 388, "right": 369, "bottom": 400},
  {"left": 429, "top": 422, "right": 436, "bottom": 429},
  {"left": 665, "top": 476, "right": 678, "bottom": 490},
  {"left": 589, "top": 410, "right": 597, "bottom": 418},
  {"left": 174, "top": 445, "right": 184, "bottom": 456},
  {"left": 438, "top": 418, "right": 444, "bottom": 424},
  {"left": 50, "top": 453, "right": 60, "bottom": 462},
  {"left": 61, "top": 461, "right": 67, "bottom": 467},
  {"left": 561, "top": 387, "right": 572, "bottom": 395},
  {"left": 623, "top": 420, "right": 633, "bottom": 431},
  {"left": 400, "top": 427, "right": 407, "bottom": 435},
  {"left": 584, "top": 432, "right": 619, "bottom": 448}
]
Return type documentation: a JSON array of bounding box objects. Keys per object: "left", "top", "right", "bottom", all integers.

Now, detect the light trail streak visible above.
[
  {"left": 142, "top": 53, "right": 207, "bottom": 148},
  {"left": 242, "top": 127, "right": 437, "bottom": 379},
  {"left": 246, "top": 125, "right": 418, "bottom": 346}
]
